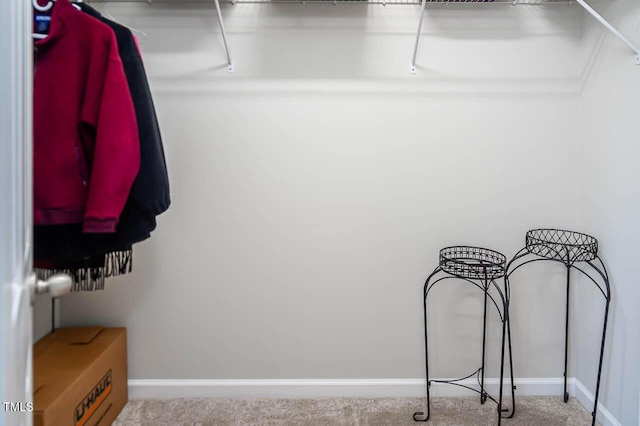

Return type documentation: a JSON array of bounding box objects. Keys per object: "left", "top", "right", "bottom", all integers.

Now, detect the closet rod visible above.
[{"left": 574, "top": 0, "right": 640, "bottom": 65}]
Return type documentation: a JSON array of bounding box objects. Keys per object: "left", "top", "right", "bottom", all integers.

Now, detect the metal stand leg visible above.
[
  {"left": 414, "top": 278, "right": 432, "bottom": 422},
  {"left": 504, "top": 306, "right": 516, "bottom": 418},
  {"left": 563, "top": 266, "right": 570, "bottom": 403},
  {"left": 480, "top": 279, "right": 489, "bottom": 404},
  {"left": 498, "top": 274, "right": 517, "bottom": 420},
  {"left": 497, "top": 307, "right": 507, "bottom": 426},
  {"left": 591, "top": 298, "right": 610, "bottom": 426},
  {"left": 496, "top": 275, "right": 517, "bottom": 424}
]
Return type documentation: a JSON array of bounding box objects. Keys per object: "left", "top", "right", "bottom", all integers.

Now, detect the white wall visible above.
[
  {"left": 577, "top": 0, "right": 640, "bottom": 424},
  {"left": 52, "top": 2, "right": 584, "bottom": 385}
]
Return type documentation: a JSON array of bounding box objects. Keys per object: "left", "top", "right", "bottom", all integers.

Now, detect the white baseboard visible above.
[
  {"left": 128, "top": 379, "right": 427, "bottom": 399},
  {"left": 127, "top": 377, "right": 569, "bottom": 399},
  {"left": 573, "top": 380, "right": 621, "bottom": 426}
]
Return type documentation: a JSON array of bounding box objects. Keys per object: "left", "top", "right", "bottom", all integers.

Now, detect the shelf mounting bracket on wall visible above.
[
  {"left": 411, "top": 0, "right": 427, "bottom": 74},
  {"left": 575, "top": 0, "right": 640, "bottom": 66},
  {"left": 213, "top": 0, "right": 234, "bottom": 72},
  {"left": 410, "top": 0, "right": 640, "bottom": 72}
]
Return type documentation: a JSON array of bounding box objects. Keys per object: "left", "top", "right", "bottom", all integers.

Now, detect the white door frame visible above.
[{"left": 0, "top": 0, "right": 34, "bottom": 425}]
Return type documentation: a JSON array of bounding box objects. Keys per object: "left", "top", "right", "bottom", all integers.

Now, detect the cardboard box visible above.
[{"left": 34, "top": 327, "right": 128, "bottom": 426}]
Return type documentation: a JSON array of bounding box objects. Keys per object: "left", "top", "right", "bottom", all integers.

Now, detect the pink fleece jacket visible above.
[{"left": 33, "top": 0, "right": 140, "bottom": 233}]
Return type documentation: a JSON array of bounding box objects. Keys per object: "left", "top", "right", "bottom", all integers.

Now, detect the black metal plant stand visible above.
[
  {"left": 413, "top": 246, "right": 516, "bottom": 425},
  {"left": 505, "top": 229, "right": 610, "bottom": 426}
]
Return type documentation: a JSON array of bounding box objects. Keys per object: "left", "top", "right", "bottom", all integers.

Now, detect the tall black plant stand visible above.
[
  {"left": 506, "top": 229, "right": 610, "bottom": 426},
  {"left": 413, "top": 246, "right": 516, "bottom": 425}
]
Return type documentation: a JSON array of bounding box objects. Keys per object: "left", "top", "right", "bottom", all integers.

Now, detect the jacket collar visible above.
[{"left": 35, "top": 0, "right": 79, "bottom": 47}]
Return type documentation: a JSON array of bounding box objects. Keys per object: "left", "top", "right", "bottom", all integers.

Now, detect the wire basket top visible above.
[
  {"left": 439, "top": 246, "right": 506, "bottom": 280},
  {"left": 526, "top": 228, "right": 598, "bottom": 263}
]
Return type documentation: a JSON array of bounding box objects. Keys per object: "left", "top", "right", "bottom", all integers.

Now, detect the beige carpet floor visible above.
[{"left": 113, "top": 396, "right": 599, "bottom": 426}]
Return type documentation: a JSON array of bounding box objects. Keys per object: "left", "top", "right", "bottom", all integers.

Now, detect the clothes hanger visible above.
[
  {"left": 32, "top": 0, "right": 53, "bottom": 13},
  {"left": 102, "top": 8, "right": 147, "bottom": 38},
  {"left": 32, "top": 0, "right": 82, "bottom": 39},
  {"left": 32, "top": 0, "right": 81, "bottom": 14},
  {"left": 32, "top": 0, "right": 52, "bottom": 40}
]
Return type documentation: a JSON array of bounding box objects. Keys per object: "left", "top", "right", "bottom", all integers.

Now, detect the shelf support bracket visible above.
[
  {"left": 575, "top": 0, "right": 640, "bottom": 65},
  {"left": 411, "top": 0, "right": 427, "bottom": 74},
  {"left": 213, "top": 0, "right": 234, "bottom": 73}
]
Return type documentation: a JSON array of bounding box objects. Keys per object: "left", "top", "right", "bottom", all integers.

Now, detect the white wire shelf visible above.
[
  {"left": 231, "top": 0, "right": 571, "bottom": 4},
  {"left": 88, "top": 0, "right": 573, "bottom": 4},
  {"left": 85, "top": 0, "right": 639, "bottom": 70}
]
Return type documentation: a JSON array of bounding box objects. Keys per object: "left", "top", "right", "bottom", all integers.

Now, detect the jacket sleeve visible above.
[
  {"left": 123, "top": 30, "right": 171, "bottom": 217},
  {"left": 80, "top": 32, "right": 140, "bottom": 233}
]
